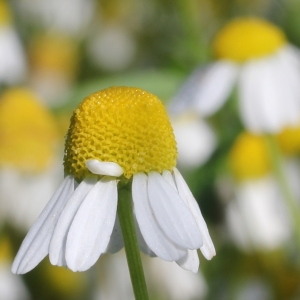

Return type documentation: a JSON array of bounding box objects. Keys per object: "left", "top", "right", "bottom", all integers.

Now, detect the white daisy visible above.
[
  {"left": 0, "top": 88, "right": 61, "bottom": 231},
  {"left": 12, "top": 86, "right": 215, "bottom": 275},
  {"left": 170, "top": 17, "right": 300, "bottom": 133},
  {"left": 222, "top": 132, "right": 297, "bottom": 251}
]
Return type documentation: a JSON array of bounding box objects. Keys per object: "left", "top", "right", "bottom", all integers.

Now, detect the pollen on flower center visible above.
[
  {"left": 213, "top": 17, "right": 287, "bottom": 62},
  {"left": 64, "top": 86, "right": 177, "bottom": 180},
  {"left": 229, "top": 132, "right": 271, "bottom": 181}
]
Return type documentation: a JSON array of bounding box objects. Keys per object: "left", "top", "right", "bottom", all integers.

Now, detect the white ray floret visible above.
[
  {"left": 66, "top": 177, "right": 118, "bottom": 271},
  {"left": 11, "top": 175, "right": 75, "bottom": 274},
  {"left": 86, "top": 160, "right": 124, "bottom": 177}
]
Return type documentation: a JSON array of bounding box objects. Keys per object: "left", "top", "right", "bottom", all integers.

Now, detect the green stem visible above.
[
  {"left": 265, "top": 135, "right": 300, "bottom": 251},
  {"left": 117, "top": 187, "right": 149, "bottom": 300}
]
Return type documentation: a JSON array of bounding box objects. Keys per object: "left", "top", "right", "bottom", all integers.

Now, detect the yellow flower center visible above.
[
  {"left": 229, "top": 132, "right": 271, "bottom": 181},
  {"left": 0, "top": 0, "right": 12, "bottom": 26},
  {"left": 64, "top": 86, "right": 177, "bottom": 180},
  {"left": 29, "top": 34, "right": 79, "bottom": 77},
  {"left": 276, "top": 124, "right": 300, "bottom": 155},
  {"left": 0, "top": 236, "right": 12, "bottom": 262},
  {"left": 0, "top": 88, "right": 58, "bottom": 173},
  {"left": 213, "top": 17, "right": 286, "bottom": 62}
]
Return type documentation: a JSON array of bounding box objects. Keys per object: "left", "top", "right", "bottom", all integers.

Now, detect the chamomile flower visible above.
[
  {"left": 0, "top": 88, "right": 61, "bottom": 230},
  {"left": 224, "top": 132, "right": 293, "bottom": 251},
  {"left": 12, "top": 86, "right": 215, "bottom": 275},
  {"left": 170, "top": 17, "right": 300, "bottom": 133}
]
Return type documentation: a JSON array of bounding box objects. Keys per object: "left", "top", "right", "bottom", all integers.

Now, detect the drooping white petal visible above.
[
  {"left": 105, "top": 216, "right": 124, "bottom": 254},
  {"left": 49, "top": 176, "right": 98, "bottom": 266},
  {"left": 132, "top": 173, "right": 186, "bottom": 261},
  {"left": 192, "top": 61, "right": 238, "bottom": 116},
  {"left": 173, "top": 168, "right": 216, "bottom": 259},
  {"left": 239, "top": 49, "right": 300, "bottom": 133},
  {"left": 168, "top": 61, "right": 239, "bottom": 117},
  {"left": 86, "top": 160, "right": 124, "bottom": 177},
  {"left": 11, "top": 176, "right": 75, "bottom": 274},
  {"left": 66, "top": 177, "right": 118, "bottom": 271},
  {"left": 134, "top": 217, "right": 156, "bottom": 257},
  {"left": 176, "top": 250, "right": 200, "bottom": 273},
  {"left": 148, "top": 172, "right": 203, "bottom": 249}
]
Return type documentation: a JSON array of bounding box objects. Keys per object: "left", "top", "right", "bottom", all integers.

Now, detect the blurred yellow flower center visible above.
[
  {"left": 276, "top": 124, "right": 300, "bottom": 155},
  {"left": 0, "top": 0, "right": 11, "bottom": 25},
  {"left": 229, "top": 132, "right": 271, "bottom": 181},
  {"left": 0, "top": 236, "right": 12, "bottom": 262},
  {"left": 213, "top": 18, "right": 286, "bottom": 62},
  {"left": 64, "top": 86, "right": 177, "bottom": 180},
  {"left": 0, "top": 88, "right": 58, "bottom": 173},
  {"left": 29, "top": 34, "right": 79, "bottom": 77}
]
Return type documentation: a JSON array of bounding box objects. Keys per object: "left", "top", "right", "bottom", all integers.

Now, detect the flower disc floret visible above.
[
  {"left": 64, "top": 86, "right": 177, "bottom": 180},
  {"left": 213, "top": 17, "right": 287, "bottom": 62}
]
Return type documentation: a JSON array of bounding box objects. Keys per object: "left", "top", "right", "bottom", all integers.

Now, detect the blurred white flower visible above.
[
  {"left": 222, "top": 132, "right": 300, "bottom": 251},
  {"left": 170, "top": 17, "right": 300, "bottom": 133},
  {"left": 225, "top": 176, "right": 292, "bottom": 251},
  {"left": 16, "top": 0, "right": 95, "bottom": 37},
  {"left": 87, "top": 24, "right": 137, "bottom": 72},
  {"left": 94, "top": 251, "right": 208, "bottom": 300},
  {"left": 0, "top": 88, "right": 62, "bottom": 231},
  {"left": 171, "top": 113, "right": 216, "bottom": 169},
  {"left": 146, "top": 256, "right": 208, "bottom": 300}
]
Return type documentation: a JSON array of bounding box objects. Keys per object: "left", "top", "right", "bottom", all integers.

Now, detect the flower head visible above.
[
  {"left": 213, "top": 18, "right": 286, "bottom": 62},
  {"left": 64, "top": 86, "right": 177, "bottom": 180},
  {"left": 12, "top": 86, "right": 215, "bottom": 274},
  {"left": 169, "top": 17, "right": 300, "bottom": 133},
  {"left": 0, "top": 88, "right": 61, "bottom": 230}
]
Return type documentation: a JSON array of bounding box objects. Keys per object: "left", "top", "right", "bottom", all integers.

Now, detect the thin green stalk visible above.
[
  {"left": 265, "top": 135, "right": 300, "bottom": 251},
  {"left": 117, "top": 187, "right": 149, "bottom": 300}
]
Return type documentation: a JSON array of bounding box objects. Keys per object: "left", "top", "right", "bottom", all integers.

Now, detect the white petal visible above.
[
  {"left": 148, "top": 172, "right": 203, "bottom": 249},
  {"left": 191, "top": 61, "right": 239, "bottom": 116},
  {"left": 176, "top": 250, "right": 199, "bottom": 273},
  {"left": 105, "top": 216, "right": 124, "bottom": 254},
  {"left": 162, "top": 170, "right": 177, "bottom": 189},
  {"left": 134, "top": 217, "right": 156, "bottom": 257},
  {"left": 173, "top": 168, "right": 216, "bottom": 259},
  {"left": 239, "top": 51, "right": 300, "bottom": 133},
  {"left": 49, "top": 176, "right": 98, "bottom": 266},
  {"left": 132, "top": 173, "right": 186, "bottom": 261},
  {"left": 86, "top": 160, "right": 124, "bottom": 177},
  {"left": 66, "top": 177, "right": 118, "bottom": 271},
  {"left": 168, "top": 61, "right": 238, "bottom": 117},
  {"left": 11, "top": 176, "right": 75, "bottom": 274}
]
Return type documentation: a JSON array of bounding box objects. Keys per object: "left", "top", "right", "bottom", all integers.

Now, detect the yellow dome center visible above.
[
  {"left": 213, "top": 17, "right": 286, "bottom": 62},
  {"left": 0, "top": 88, "right": 58, "bottom": 173},
  {"left": 276, "top": 124, "right": 300, "bottom": 155},
  {"left": 229, "top": 132, "right": 271, "bottom": 181},
  {"left": 64, "top": 86, "right": 177, "bottom": 180}
]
